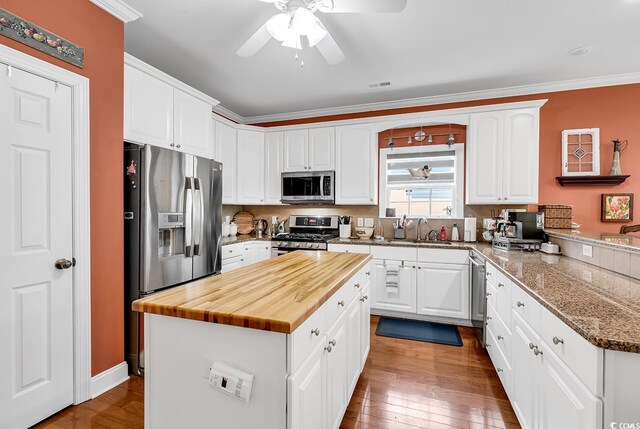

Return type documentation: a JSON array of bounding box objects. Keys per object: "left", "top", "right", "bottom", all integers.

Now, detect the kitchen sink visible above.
[{"left": 388, "top": 239, "right": 453, "bottom": 246}]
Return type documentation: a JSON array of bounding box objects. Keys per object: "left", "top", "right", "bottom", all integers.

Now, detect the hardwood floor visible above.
[{"left": 34, "top": 316, "right": 519, "bottom": 429}]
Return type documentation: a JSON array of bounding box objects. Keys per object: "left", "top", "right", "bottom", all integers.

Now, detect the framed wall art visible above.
[
  {"left": 562, "top": 128, "right": 600, "bottom": 176},
  {"left": 601, "top": 193, "right": 633, "bottom": 222}
]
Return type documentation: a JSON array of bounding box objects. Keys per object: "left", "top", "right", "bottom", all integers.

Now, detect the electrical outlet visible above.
[
  {"left": 357, "top": 218, "right": 364, "bottom": 227},
  {"left": 364, "top": 218, "right": 374, "bottom": 227},
  {"left": 582, "top": 245, "right": 593, "bottom": 258}
]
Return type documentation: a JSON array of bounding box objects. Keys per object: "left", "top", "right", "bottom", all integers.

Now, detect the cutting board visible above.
[{"left": 233, "top": 211, "right": 255, "bottom": 235}]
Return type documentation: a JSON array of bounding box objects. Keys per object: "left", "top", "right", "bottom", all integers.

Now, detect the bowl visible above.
[{"left": 355, "top": 227, "right": 374, "bottom": 240}]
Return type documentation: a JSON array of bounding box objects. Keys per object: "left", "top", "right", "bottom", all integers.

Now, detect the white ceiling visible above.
[{"left": 123, "top": 0, "right": 640, "bottom": 121}]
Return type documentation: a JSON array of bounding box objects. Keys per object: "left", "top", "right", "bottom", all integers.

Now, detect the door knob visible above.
[{"left": 55, "top": 258, "right": 73, "bottom": 270}]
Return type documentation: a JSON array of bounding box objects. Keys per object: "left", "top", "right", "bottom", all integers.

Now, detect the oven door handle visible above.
[
  {"left": 469, "top": 255, "right": 484, "bottom": 269},
  {"left": 319, "top": 175, "right": 324, "bottom": 197}
]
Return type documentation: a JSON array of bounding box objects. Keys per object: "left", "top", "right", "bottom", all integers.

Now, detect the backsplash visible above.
[{"left": 223, "top": 204, "right": 527, "bottom": 241}]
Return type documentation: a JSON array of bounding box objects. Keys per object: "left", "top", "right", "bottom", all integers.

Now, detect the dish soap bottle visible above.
[
  {"left": 439, "top": 226, "right": 447, "bottom": 241},
  {"left": 451, "top": 223, "right": 459, "bottom": 241}
]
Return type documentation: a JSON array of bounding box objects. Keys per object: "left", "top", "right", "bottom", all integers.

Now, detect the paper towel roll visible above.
[{"left": 464, "top": 217, "right": 477, "bottom": 242}]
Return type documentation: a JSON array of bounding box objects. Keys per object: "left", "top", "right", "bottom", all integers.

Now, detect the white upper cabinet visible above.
[
  {"left": 283, "top": 127, "right": 335, "bottom": 172},
  {"left": 173, "top": 88, "right": 213, "bottom": 158},
  {"left": 237, "top": 130, "right": 265, "bottom": 204},
  {"left": 124, "top": 65, "right": 174, "bottom": 148},
  {"left": 214, "top": 119, "right": 237, "bottom": 204},
  {"left": 335, "top": 124, "right": 377, "bottom": 205},
  {"left": 283, "top": 130, "right": 309, "bottom": 172},
  {"left": 502, "top": 109, "right": 539, "bottom": 204},
  {"left": 265, "top": 131, "right": 284, "bottom": 204},
  {"left": 466, "top": 107, "right": 540, "bottom": 204},
  {"left": 308, "top": 127, "right": 335, "bottom": 171}
]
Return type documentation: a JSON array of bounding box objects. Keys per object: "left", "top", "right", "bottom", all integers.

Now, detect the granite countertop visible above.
[
  {"left": 332, "top": 237, "right": 640, "bottom": 353},
  {"left": 472, "top": 244, "right": 640, "bottom": 353},
  {"left": 328, "top": 237, "right": 476, "bottom": 250},
  {"left": 221, "top": 234, "right": 272, "bottom": 246},
  {"left": 546, "top": 228, "right": 640, "bottom": 254},
  {"left": 132, "top": 251, "right": 371, "bottom": 334}
]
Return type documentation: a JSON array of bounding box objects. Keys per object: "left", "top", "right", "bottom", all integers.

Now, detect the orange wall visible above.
[
  {"left": 260, "top": 85, "right": 640, "bottom": 232},
  {"left": 0, "top": 2, "right": 124, "bottom": 375}
]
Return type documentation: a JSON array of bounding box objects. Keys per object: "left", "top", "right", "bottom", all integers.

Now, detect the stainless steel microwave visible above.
[{"left": 281, "top": 171, "right": 335, "bottom": 204}]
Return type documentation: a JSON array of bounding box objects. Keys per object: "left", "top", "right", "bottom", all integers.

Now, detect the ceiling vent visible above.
[{"left": 368, "top": 81, "right": 392, "bottom": 89}]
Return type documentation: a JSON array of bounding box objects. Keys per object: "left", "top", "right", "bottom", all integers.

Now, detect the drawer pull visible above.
[
  {"left": 487, "top": 272, "right": 492, "bottom": 276},
  {"left": 496, "top": 368, "right": 503, "bottom": 373},
  {"left": 354, "top": 283, "right": 360, "bottom": 288},
  {"left": 311, "top": 328, "right": 320, "bottom": 336},
  {"left": 533, "top": 347, "right": 543, "bottom": 356},
  {"left": 487, "top": 316, "right": 492, "bottom": 320},
  {"left": 498, "top": 283, "right": 505, "bottom": 288},
  {"left": 324, "top": 345, "right": 332, "bottom": 353},
  {"left": 329, "top": 339, "right": 337, "bottom": 346},
  {"left": 486, "top": 293, "right": 492, "bottom": 297},
  {"left": 529, "top": 342, "right": 535, "bottom": 350},
  {"left": 486, "top": 343, "right": 491, "bottom": 348},
  {"left": 360, "top": 295, "right": 369, "bottom": 302},
  {"left": 517, "top": 301, "right": 525, "bottom": 308},
  {"left": 497, "top": 335, "right": 504, "bottom": 340},
  {"left": 338, "top": 300, "right": 345, "bottom": 307},
  {"left": 552, "top": 336, "right": 564, "bottom": 345},
  {"left": 365, "top": 271, "right": 370, "bottom": 276}
]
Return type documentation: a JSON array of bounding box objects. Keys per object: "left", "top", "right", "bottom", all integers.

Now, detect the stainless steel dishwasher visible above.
[{"left": 469, "top": 252, "right": 487, "bottom": 347}]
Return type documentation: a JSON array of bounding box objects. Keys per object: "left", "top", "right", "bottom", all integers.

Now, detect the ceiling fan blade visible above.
[
  {"left": 324, "top": 0, "right": 407, "bottom": 13},
  {"left": 315, "top": 32, "right": 345, "bottom": 65},
  {"left": 236, "top": 23, "right": 272, "bottom": 57}
]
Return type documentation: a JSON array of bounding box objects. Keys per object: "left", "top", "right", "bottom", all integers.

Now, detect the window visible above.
[{"left": 379, "top": 144, "right": 464, "bottom": 218}]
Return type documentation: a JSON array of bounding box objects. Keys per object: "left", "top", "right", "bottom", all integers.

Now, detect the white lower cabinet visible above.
[
  {"left": 485, "top": 261, "right": 604, "bottom": 429},
  {"left": 416, "top": 262, "right": 469, "bottom": 319},
  {"left": 243, "top": 242, "right": 271, "bottom": 265},
  {"left": 371, "top": 260, "right": 416, "bottom": 313},
  {"left": 221, "top": 241, "right": 271, "bottom": 273},
  {"left": 288, "top": 265, "right": 371, "bottom": 429}
]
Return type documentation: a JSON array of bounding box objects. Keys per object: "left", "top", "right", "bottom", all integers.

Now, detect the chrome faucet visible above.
[
  {"left": 417, "top": 217, "right": 428, "bottom": 241},
  {"left": 427, "top": 229, "right": 438, "bottom": 241}
]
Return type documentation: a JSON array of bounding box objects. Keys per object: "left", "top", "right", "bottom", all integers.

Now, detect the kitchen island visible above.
[{"left": 133, "top": 250, "right": 372, "bottom": 429}]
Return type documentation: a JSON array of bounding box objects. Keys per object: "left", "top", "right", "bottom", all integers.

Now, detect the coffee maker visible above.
[{"left": 493, "top": 211, "right": 544, "bottom": 251}]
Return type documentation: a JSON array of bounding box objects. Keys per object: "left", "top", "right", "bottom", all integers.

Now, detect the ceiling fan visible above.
[{"left": 236, "top": 0, "right": 408, "bottom": 65}]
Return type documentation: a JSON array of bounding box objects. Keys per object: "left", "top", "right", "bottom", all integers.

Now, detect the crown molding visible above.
[
  {"left": 240, "top": 72, "right": 640, "bottom": 124},
  {"left": 213, "top": 105, "right": 244, "bottom": 124},
  {"left": 89, "top": 0, "right": 142, "bottom": 23},
  {"left": 124, "top": 53, "right": 220, "bottom": 107}
]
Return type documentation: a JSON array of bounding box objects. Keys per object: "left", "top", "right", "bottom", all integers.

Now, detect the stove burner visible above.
[{"left": 276, "top": 232, "right": 338, "bottom": 242}]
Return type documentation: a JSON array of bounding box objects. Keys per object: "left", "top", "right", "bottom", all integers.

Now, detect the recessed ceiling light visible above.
[{"left": 568, "top": 46, "right": 594, "bottom": 56}]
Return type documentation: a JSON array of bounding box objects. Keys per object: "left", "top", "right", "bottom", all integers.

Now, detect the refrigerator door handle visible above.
[
  {"left": 193, "top": 177, "right": 204, "bottom": 256},
  {"left": 185, "top": 177, "right": 193, "bottom": 257}
]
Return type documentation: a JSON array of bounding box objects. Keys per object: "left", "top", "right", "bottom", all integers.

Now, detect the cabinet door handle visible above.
[
  {"left": 354, "top": 283, "right": 360, "bottom": 288},
  {"left": 497, "top": 335, "right": 504, "bottom": 340},
  {"left": 552, "top": 336, "right": 564, "bottom": 345},
  {"left": 498, "top": 283, "right": 505, "bottom": 288},
  {"left": 360, "top": 295, "right": 369, "bottom": 302},
  {"left": 338, "top": 300, "right": 345, "bottom": 307},
  {"left": 365, "top": 271, "right": 370, "bottom": 276},
  {"left": 170, "top": 143, "right": 175, "bottom": 147},
  {"left": 311, "top": 328, "right": 320, "bottom": 336},
  {"left": 176, "top": 144, "right": 181, "bottom": 149},
  {"left": 329, "top": 339, "right": 337, "bottom": 346},
  {"left": 533, "top": 347, "right": 543, "bottom": 356},
  {"left": 517, "top": 301, "right": 525, "bottom": 307},
  {"left": 324, "top": 345, "right": 332, "bottom": 353},
  {"left": 496, "top": 368, "right": 503, "bottom": 373},
  {"left": 529, "top": 342, "right": 535, "bottom": 350},
  {"left": 486, "top": 316, "right": 492, "bottom": 320},
  {"left": 486, "top": 293, "right": 492, "bottom": 297},
  {"left": 486, "top": 343, "right": 491, "bottom": 348},
  {"left": 504, "top": 197, "right": 508, "bottom": 201}
]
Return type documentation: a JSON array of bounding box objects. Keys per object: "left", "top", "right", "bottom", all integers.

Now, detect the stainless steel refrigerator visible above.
[{"left": 124, "top": 143, "right": 222, "bottom": 374}]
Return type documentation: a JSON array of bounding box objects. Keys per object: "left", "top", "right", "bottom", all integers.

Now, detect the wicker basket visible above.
[{"left": 538, "top": 205, "right": 572, "bottom": 229}]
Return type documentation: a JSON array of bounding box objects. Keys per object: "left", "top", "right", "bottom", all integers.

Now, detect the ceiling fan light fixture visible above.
[
  {"left": 266, "top": 13, "right": 292, "bottom": 41},
  {"left": 281, "top": 32, "right": 302, "bottom": 49},
  {"left": 306, "top": 18, "right": 328, "bottom": 47},
  {"left": 292, "top": 8, "right": 317, "bottom": 35}
]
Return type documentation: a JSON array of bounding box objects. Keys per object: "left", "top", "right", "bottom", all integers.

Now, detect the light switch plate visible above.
[
  {"left": 357, "top": 218, "right": 364, "bottom": 227},
  {"left": 364, "top": 218, "right": 374, "bottom": 227},
  {"left": 582, "top": 245, "right": 593, "bottom": 258}
]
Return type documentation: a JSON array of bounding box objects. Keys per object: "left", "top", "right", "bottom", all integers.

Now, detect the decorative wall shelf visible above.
[{"left": 556, "top": 175, "right": 630, "bottom": 187}]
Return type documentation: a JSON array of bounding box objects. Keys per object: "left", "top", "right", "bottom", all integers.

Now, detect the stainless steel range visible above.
[{"left": 271, "top": 215, "right": 339, "bottom": 256}]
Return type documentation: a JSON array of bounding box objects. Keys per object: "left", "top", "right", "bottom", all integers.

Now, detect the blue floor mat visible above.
[{"left": 375, "top": 317, "right": 463, "bottom": 347}]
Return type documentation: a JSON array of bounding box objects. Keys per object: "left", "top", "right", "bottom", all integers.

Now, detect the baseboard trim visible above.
[
  {"left": 90, "top": 362, "right": 129, "bottom": 399},
  {"left": 371, "top": 309, "right": 474, "bottom": 327}
]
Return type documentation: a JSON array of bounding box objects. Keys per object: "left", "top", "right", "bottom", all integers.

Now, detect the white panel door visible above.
[
  {"left": 359, "top": 282, "right": 371, "bottom": 370},
  {"left": 283, "top": 130, "right": 308, "bottom": 172},
  {"left": 335, "top": 125, "right": 377, "bottom": 205},
  {"left": 237, "top": 130, "right": 265, "bottom": 204},
  {"left": 288, "top": 342, "right": 326, "bottom": 429},
  {"left": 214, "top": 120, "right": 237, "bottom": 204},
  {"left": 466, "top": 112, "right": 503, "bottom": 204},
  {"left": 416, "top": 263, "right": 470, "bottom": 319},
  {"left": 124, "top": 64, "right": 174, "bottom": 148},
  {"left": 346, "top": 295, "right": 361, "bottom": 396},
  {"left": 0, "top": 66, "right": 74, "bottom": 428},
  {"left": 511, "top": 312, "right": 541, "bottom": 429},
  {"left": 326, "top": 314, "right": 348, "bottom": 429},
  {"left": 308, "top": 127, "right": 335, "bottom": 171},
  {"left": 371, "top": 260, "right": 416, "bottom": 314},
  {"left": 265, "top": 132, "right": 283, "bottom": 204},
  {"left": 502, "top": 108, "right": 539, "bottom": 204},
  {"left": 540, "top": 342, "right": 602, "bottom": 429},
  {"left": 173, "top": 89, "right": 213, "bottom": 158}
]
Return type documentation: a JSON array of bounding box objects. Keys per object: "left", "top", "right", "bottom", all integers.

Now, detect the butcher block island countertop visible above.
[{"left": 132, "top": 250, "right": 371, "bottom": 334}]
